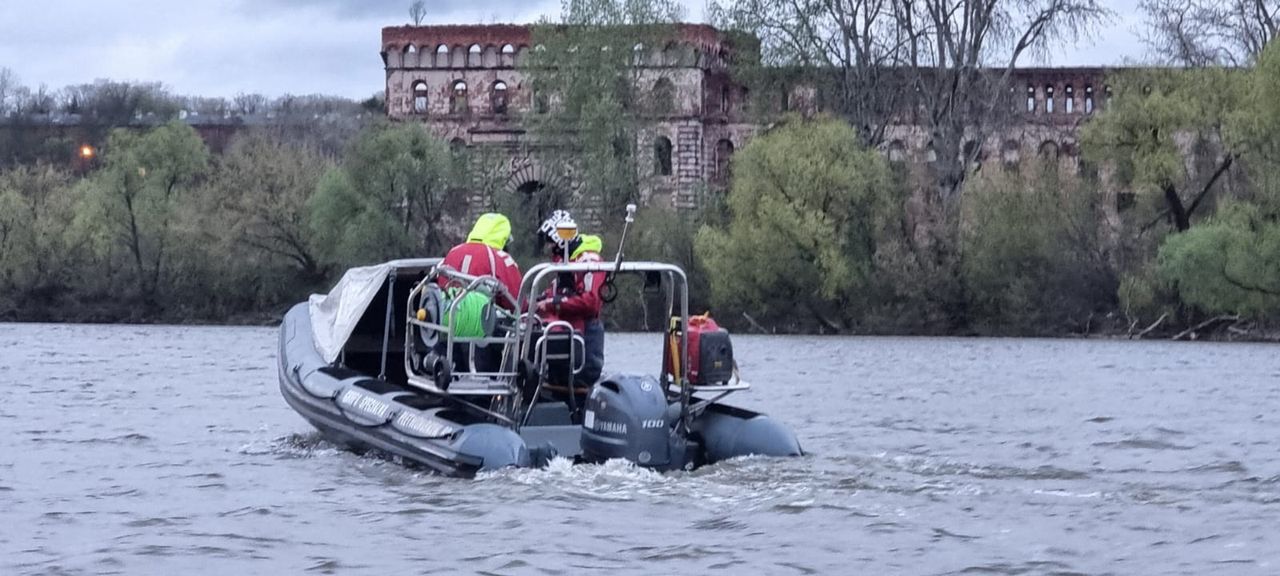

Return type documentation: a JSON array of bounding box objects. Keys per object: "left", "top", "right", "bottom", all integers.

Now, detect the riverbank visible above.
[{"left": 5, "top": 302, "right": 1277, "bottom": 342}]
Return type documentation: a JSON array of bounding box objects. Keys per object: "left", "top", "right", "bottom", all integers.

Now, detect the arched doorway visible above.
[
  {"left": 502, "top": 179, "right": 567, "bottom": 259},
  {"left": 497, "top": 155, "right": 576, "bottom": 259}
]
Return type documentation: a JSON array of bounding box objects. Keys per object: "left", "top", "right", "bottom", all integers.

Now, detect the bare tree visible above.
[
  {"left": 12, "top": 84, "right": 56, "bottom": 117},
  {"left": 895, "top": 0, "right": 1109, "bottom": 203},
  {"left": 1140, "top": 0, "right": 1278, "bottom": 66},
  {"left": 712, "top": 0, "right": 908, "bottom": 147},
  {"left": 184, "top": 96, "right": 230, "bottom": 117},
  {"left": 409, "top": 0, "right": 427, "bottom": 25},
  {"left": 0, "top": 68, "right": 17, "bottom": 116},
  {"left": 233, "top": 92, "right": 268, "bottom": 116},
  {"left": 715, "top": 0, "right": 1109, "bottom": 201},
  {"left": 63, "top": 80, "right": 177, "bottom": 125}
]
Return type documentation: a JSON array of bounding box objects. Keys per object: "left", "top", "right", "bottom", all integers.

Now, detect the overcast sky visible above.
[{"left": 0, "top": 0, "right": 1150, "bottom": 99}]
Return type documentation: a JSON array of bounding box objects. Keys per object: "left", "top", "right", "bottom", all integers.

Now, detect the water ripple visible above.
[{"left": 3, "top": 326, "right": 1280, "bottom": 575}]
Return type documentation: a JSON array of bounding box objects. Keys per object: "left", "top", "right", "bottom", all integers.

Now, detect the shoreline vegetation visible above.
[
  {"left": 1, "top": 110, "right": 1276, "bottom": 343},
  {"left": 4, "top": 3, "right": 1280, "bottom": 342}
]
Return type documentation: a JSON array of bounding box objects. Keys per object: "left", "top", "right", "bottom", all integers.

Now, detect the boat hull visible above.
[
  {"left": 279, "top": 303, "right": 529, "bottom": 477},
  {"left": 277, "top": 302, "right": 801, "bottom": 477}
]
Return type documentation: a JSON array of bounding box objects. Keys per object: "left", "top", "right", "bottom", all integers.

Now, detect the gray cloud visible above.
[
  {"left": 0, "top": 0, "right": 1147, "bottom": 100},
  {"left": 240, "top": 0, "right": 475, "bottom": 19}
]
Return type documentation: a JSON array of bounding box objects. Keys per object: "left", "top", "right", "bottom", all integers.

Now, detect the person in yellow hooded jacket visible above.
[
  {"left": 435, "top": 213, "right": 521, "bottom": 373},
  {"left": 438, "top": 213, "right": 522, "bottom": 311}
]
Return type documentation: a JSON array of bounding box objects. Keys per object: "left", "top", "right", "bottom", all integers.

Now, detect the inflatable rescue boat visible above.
[{"left": 276, "top": 254, "right": 801, "bottom": 477}]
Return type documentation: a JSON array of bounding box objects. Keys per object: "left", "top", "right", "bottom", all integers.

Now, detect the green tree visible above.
[
  {"left": 0, "top": 164, "right": 81, "bottom": 316},
  {"left": 960, "top": 162, "right": 1116, "bottom": 334},
  {"left": 522, "top": 0, "right": 685, "bottom": 227},
  {"left": 209, "top": 131, "right": 330, "bottom": 282},
  {"left": 1081, "top": 67, "right": 1246, "bottom": 233},
  {"left": 1231, "top": 39, "right": 1280, "bottom": 215},
  {"left": 308, "top": 122, "right": 459, "bottom": 270},
  {"left": 1157, "top": 203, "right": 1280, "bottom": 317},
  {"left": 76, "top": 121, "right": 209, "bottom": 306},
  {"left": 695, "top": 117, "right": 893, "bottom": 331},
  {"left": 1153, "top": 41, "right": 1280, "bottom": 320}
]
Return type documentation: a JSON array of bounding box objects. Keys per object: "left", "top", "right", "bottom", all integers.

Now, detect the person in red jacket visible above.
[
  {"left": 438, "top": 213, "right": 521, "bottom": 311},
  {"left": 436, "top": 213, "right": 522, "bottom": 373},
  {"left": 535, "top": 211, "right": 605, "bottom": 389}
]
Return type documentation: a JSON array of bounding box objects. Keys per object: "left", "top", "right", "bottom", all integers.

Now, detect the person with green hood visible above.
[
  {"left": 438, "top": 212, "right": 522, "bottom": 311},
  {"left": 535, "top": 210, "right": 606, "bottom": 389},
  {"left": 434, "top": 213, "right": 522, "bottom": 374}
]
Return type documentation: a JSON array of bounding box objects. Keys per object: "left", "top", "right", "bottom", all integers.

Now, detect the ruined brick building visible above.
[{"left": 380, "top": 23, "right": 1111, "bottom": 216}]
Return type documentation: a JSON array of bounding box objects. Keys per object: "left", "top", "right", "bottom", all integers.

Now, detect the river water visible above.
[{"left": 2, "top": 323, "right": 1279, "bottom": 575}]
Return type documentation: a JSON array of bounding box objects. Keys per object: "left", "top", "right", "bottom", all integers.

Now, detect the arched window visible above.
[
  {"left": 501, "top": 44, "right": 515, "bottom": 66},
  {"left": 962, "top": 140, "right": 980, "bottom": 164},
  {"left": 887, "top": 140, "right": 907, "bottom": 164},
  {"left": 1038, "top": 140, "right": 1060, "bottom": 160},
  {"left": 451, "top": 80, "right": 468, "bottom": 114},
  {"left": 404, "top": 44, "right": 418, "bottom": 68},
  {"left": 1045, "top": 85, "right": 1055, "bottom": 114},
  {"left": 1002, "top": 140, "right": 1021, "bottom": 169},
  {"left": 468, "top": 44, "right": 482, "bottom": 67},
  {"left": 654, "top": 136, "right": 673, "bottom": 176},
  {"left": 633, "top": 43, "right": 646, "bottom": 65},
  {"left": 1078, "top": 157, "right": 1099, "bottom": 180},
  {"left": 491, "top": 81, "right": 508, "bottom": 114},
  {"left": 1085, "top": 85, "right": 1095, "bottom": 114},
  {"left": 653, "top": 77, "right": 675, "bottom": 114},
  {"left": 780, "top": 84, "right": 791, "bottom": 112},
  {"left": 412, "top": 81, "right": 428, "bottom": 114},
  {"left": 533, "top": 87, "right": 549, "bottom": 114},
  {"left": 1026, "top": 85, "right": 1036, "bottom": 113},
  {"left": 720, "top": 85, "right": 730, "bottom": 113},
  {"left": 1104, "top": 85, "right": 1112, "bottom": 109},
  {"left": 436, "top": 45, "right": 450, "bottom": 68},
  {"left": 715, "top": 139, "right": 734, "bottom": 180},
  {"left": 1065, "top": 85, "right": 1075, "bottom": 114},
  {"left": 662, "top": 42, "right": 680, "bottom": 66}
]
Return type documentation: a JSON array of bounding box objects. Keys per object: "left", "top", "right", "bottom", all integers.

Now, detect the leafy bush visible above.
[
  {"left": 695, "top": 116, "right": 893, "bottom": 331},
  {"left": 960, "top": 162, "right": 1117, "bottom": 334}
]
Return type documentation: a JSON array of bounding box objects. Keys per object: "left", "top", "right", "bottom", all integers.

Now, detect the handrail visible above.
[
  {"left": 396, "top": 258, "right": 728, "bottom": 433},
  {"left": 433, "top": 264, "right": 518, "bottom": 311},
  {"left": 513, "top": 262, "right": 688, "bottom": 384},
  {"left": 512, "top": 261, "right": 693, "bottom": 431},
  {"left": 401, "top": 265, "right": 521, "bottom": 392}
]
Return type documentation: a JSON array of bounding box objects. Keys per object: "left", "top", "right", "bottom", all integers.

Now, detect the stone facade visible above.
[{"left": 381, "top": 24, "right": 1113, "bottom": 215}]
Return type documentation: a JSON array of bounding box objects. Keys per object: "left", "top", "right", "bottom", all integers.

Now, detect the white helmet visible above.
[{"left": 538, "top": 210, "right": 578, "bottom": 245}]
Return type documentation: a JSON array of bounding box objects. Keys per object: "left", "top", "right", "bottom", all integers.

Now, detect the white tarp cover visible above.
[
  {"left": 308, "top": 262, "right": 394, "bottom": 364},
  {"left": 307, "top": 258, "right": 442, "bottom": 363}
]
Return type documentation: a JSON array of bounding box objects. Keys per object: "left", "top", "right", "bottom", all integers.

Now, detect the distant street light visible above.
[{"left": 79, "top": 144, "right": 95, "bottom": 159}]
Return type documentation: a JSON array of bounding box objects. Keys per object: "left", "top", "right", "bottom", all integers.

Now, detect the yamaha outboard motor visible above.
[{"left": 580, "top": 374, "right": 688, "bottom": 469}]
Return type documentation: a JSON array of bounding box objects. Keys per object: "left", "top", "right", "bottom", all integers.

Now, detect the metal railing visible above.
[{"left": 394, "top": 259, "right": 747, "bottom": 432}]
